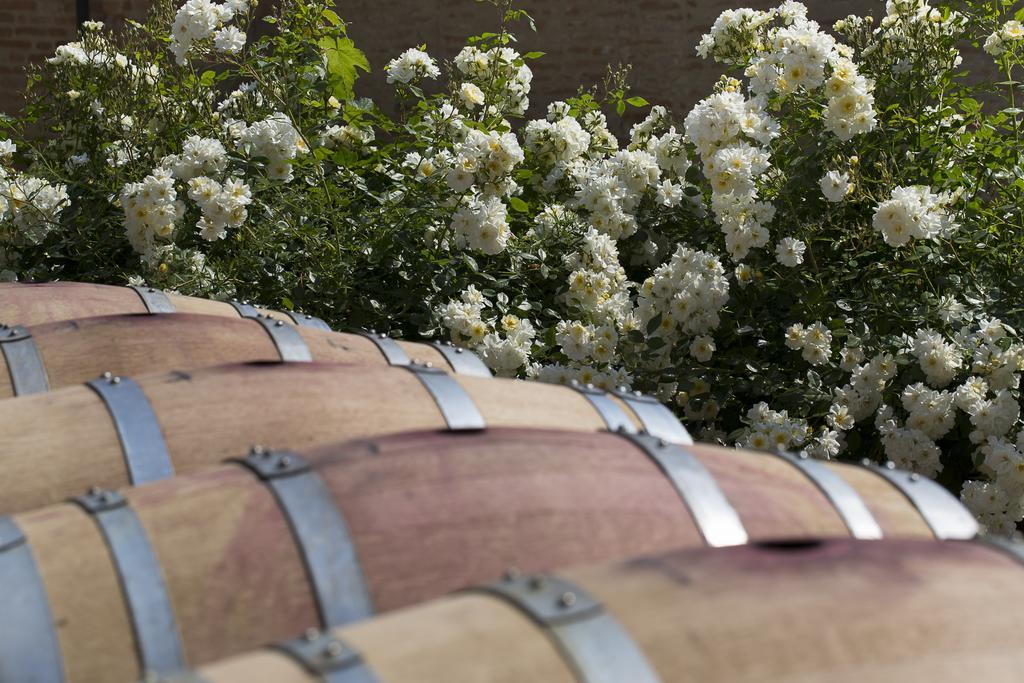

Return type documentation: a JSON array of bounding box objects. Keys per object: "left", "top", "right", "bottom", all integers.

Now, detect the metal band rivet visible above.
[
  {"left": 235, "top": 450, "right": 373, "bottom": 627},
  {"left": 476, "top": 574, "right": 662, "bottom": 683},
  {"left": 431, "top": 341, "right": 492, "bottom": 377},
  {"left": 285, "top": 311, "right": 333, "bottom": 331},
  {"left": 228, "top": 300, "right": 261, "bottom": 319},
  {"left": 857, "top": 459, "right": 979, "bottom": 540},
  {"left": 621, "top": 432, "right": 747, "bottom": 547},
  {"left": 770, "top": 450, "right": 883, "bottom": 540},
  {"left": 404, "top": 363, "right": 486, "bottom": 431},
  {"left": 611, "top": 388, "right": 692, "bottom": 444},
  {"left": 273, "top": 630, "right": 381, "bottom": 683},
  {"left": 252, "top": 316, "right": 313, "bottom": 362},
  {"left": 87, "top": 375, "right": 175, "bottom": 485},
  {"left": 73, "top": 490, "right": 185, "bottom": 676},
  {"left": 353, "top": 330, "right": 411, "bottom": 366},
  {"left": 0, "top": 325, "right": 49, "bottom": 395},
  {"left": 129, "top": 286, "right": 176, "bottom": 314}
]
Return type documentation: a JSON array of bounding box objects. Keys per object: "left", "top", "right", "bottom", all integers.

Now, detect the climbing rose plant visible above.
[{"left": 2, "top": 0, "right": 1024, "bottom": 531}]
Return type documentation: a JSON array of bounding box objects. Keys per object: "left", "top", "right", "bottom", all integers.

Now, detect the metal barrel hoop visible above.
[
  {"left": 620, "top": 432, "right": 748, "bottom": 548},
  {"left": 252, "top": 317, "right": 314, "bottom": 362},
  {"left": 567, "top": 380, "right": 637, "bottom": 434},
  {"left": 768, "top": 450, "right": 883, "bottom": 540},
  {"left": 856, "top": 459, "right": 979, "bottom": 540},
  {"left": 977, "top": 534, "right": 1024, "bottom": 566},
  {"left": 233, "top": 449, "right": 373, "bottom": 628},
  {"left": 72, "top": 489, "right": 185, "bottom": 678},
  {"left": 129, "top": 285, "right": 176, "bottom": 314},
  {"left": 403, "top": 362, "right": 486, "bottom": 431},
  {"left": 430, "top": 341, "right": 492, "bottom": 377},
  {"left": 352, "top": 329, "right": 411, "bottom": 367},
  {"left": 611, "top": 388, "right": 693, "bottom": 445},
  {"left": 87, "top": 374, "right": 175, "bottom": 485},
  {"left": 284, "top": 310, "right": 333, "bottom": 332},
  {"left": 474, "top": 573, "right": 663, "bottom": 683},
  {"left": 0, "top": 517, "right": 65, "bottom": 683},
  {"left": 228, "top": 300, "right": 261, "bottom": 319},
  {"left": 0, "top": 324, "right": 49, "bottom": 395},
  {"left": 272, "top": 630, "right": 381, "bottom": 683}
]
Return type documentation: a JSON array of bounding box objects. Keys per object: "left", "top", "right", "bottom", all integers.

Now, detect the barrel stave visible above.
[{"left": 825, "top": 463, "right": 934, "bottom": 537}]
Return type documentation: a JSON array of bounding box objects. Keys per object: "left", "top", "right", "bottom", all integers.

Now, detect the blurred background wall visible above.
[{"left": 0, "top": 1, "right": 995, "bottom": 118}]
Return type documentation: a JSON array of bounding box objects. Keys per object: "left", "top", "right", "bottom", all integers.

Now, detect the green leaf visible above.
[
  {"left": 616, "top": 100, "right": 626, "bottom": 116},
  {"left": 508, "top": 196, "right": 529, "bottom": 213},
  {"left": 200, "top": 70, "right": 216, "bottom": 87},
  {"left": 626, "top": 96, "right": 650, "bottom": 107},
  {"left": 318, "top": 37, "right": 370, "bottom": 101},
  {"left": 321, "top": 9, "right": 344, "bottom": 27},
  {"left": 523, "top": 51, "right": 546, "bottom": 60}
]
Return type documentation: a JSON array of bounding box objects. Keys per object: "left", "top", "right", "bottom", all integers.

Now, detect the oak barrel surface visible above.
[
  {"left": 0, "top": 281, "right": 302, "bottom": 327},
  {"left": 181, "top": 539, "right": 1024, "bottom": 683},
  {"left": 0, "top": 428, "right": 973, "bottom": 682},
  {"left": 0, "top": 361, "right": 696, "bottom": 514},
  {"left": 0, "top": 313, "right": 477, "bottom": 398}
]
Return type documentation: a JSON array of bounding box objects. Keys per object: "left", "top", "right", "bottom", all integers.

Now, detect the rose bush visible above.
[{"left": 1, "top": 0, "right": 1024, "bottom": 531}]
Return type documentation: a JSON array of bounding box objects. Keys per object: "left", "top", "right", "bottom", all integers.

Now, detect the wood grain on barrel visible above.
[
  {"left": 579, "top": 540, "right": 1024, "bottom": 682},
  {"left": 0, "top": 313, "right": 451, "bottom": 397},
  {"left": 16, "top": 504, "right": 138, "bottom": 683},
  {"left": 828, "top": 464, "right": 933, "bottom": 536},
  {"left": 0, "top": 281, "right": 286, "bottom": 327},
  {"left": 189, "top": 540, "right": 1024, "bottom": 683}
]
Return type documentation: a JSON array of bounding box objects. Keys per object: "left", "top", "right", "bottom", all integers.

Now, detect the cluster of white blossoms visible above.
[
  {"left": 833, "top": 353, "right": 898, "bottom": 421},
  {"left": 453, "top": 45, "right": 533, "bottom": 116},
  {"left": 742, "top": 401, "right": 815, "bottom": 452},
  {"left": 446, "top": 129, "right": 524, "bottom": 196},
  {"left": 785, "top": 321, "right": 832, "bottom": 366},
  {"left": 636, "top": 245, "right": 730, "bottom": 350},
  {"left": 438, "top": 286, "right": 536, "bottom": 375},
  {"left": 523, "top": 114, "right": 592, "bottom": 168},
  {"left": 0, "top": 169, "right": 70, "bottom": 246},
  {"left": 872, "top": 185, "right": 957, "bottom": 247},
  {"left": 571, "top": 148, "right": 660, "bottom": 240},
  {"left": 170, "top": 0, "right": 248, "bottom": 65},
  {"left": 563, "top": 228, "right": 631, "bottom": 325},
  {"left": 121, "top": 168, "right": 184, "bottom": 259},
  {"left": 450, "top": 195, "right": 510, "bottom": 255},
  {"left": 985, "top": 20, "right": 1024, "bottom": 57},
  {"left": 684, "top": 87, "right": 778, "bottom": 260},
  {"left": 236, "top": 112, "right": 307, "bottom": 182},
  {"left": 160, "top": 135, "right": 228, "bottom": 181},
  {"left": 186, "top": 176, "right": 251, "bottom": 241},
  {"left": 911, "top": 328, "right": 962, "bottom": 387},
  {"left": 385, "top": 48, "right": 441, "bottom": 85}
]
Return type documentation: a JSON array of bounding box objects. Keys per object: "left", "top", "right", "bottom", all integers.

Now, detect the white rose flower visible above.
[
  {"left": 775, "top": 237, "right": 806, "bottom": 267},
  {"left": 690, "top": 335, "right": 716, "bottom": 362},
  {"left": 819, "top": 170, "right": 851, "bottom": 203},
  {"left": 459, "top": 83, "right": 485, "bottom": 109}
]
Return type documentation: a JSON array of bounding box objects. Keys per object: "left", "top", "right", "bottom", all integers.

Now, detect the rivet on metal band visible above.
[
  {"left": 272, "top": 629, "right": 380, "bottom": 683},
  {"left": 621, "top": 432, "right": 748, "bottom": 547},
  {"left": 858, "top": 459, "right": 979, "bottom": 540},
  {"left": 404, "top": 363, "right": 486, "bottom": 431},
  {"left": 568, "top": 380, "right": 636, "bottom": 434},
  {"left": 285, "top": 311, "right": 333, "bottom": 332},
  {"left": 87, "top": 374, "right": 175, "bottom": 485},
  {"left": 235, "top": 449, "right": 373, "bottom": 628},
  {"left": 476, "top": 573, "right": 662, "bottom": 683},
  {"left": 0, "top": 517, "right": 65, "bottom": 683},
  {"left": 769, "top": 450, "right": 883, "bottom": 540},
  {"left": 129, "top": 285, "right": 176, "bottom": 314},
  {"left": 612, "top": 388, "right": 693, "bottom": 445},
  {"left": 252, "top": 317, "right": 314, "bottom": 362},
  {"left": 0, "top": 325, "right": 49, "bottom": 395},
  {"left": 431, "top": 341, "right": 492, "bottom": 377},
  {"left": 73, "top": 489, "right": 185, "bottom": 678},
  {"left": 228, "top": 300, "right": 260, "bottom": 319},
  {"left": 352, "top": 330, "right": 411, "bottom": 366}
]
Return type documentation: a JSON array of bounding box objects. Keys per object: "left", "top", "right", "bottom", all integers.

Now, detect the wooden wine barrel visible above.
[
  {"left": 0, "top": 428, "right": 978, "bottom": 682},
  {"left": 166, "top": 538, "right": 1024, "bottom": 683},
  {"left": 0, "top": 281, "right": 322, "bottom": 328},
  {"left": 0, "top": 361, "right": 694, "bottom": 515},
  {"left": 0, "top": 312, "right": 492, "bottom": 398}
]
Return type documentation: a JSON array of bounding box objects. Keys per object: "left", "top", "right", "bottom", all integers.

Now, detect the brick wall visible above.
[{"left": 0, "top": 1, "right": 996, "bottom": 120}]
